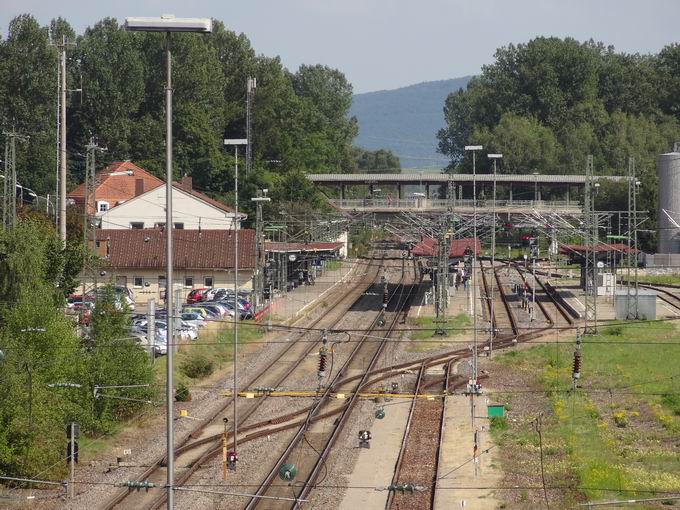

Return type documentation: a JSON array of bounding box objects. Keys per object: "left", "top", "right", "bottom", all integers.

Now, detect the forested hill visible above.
[{"left": 350, "top": 77, "right": 472, "bottom": 169}]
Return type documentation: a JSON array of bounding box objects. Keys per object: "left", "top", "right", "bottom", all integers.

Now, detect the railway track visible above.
[
  {"left": 244, "top": 269, "right": 417, "bottom": 509},
  {"left": 103, "top": 256, "right": 387, "bottom": 510},
  {"left": 382, "top": 261, "right": 580, "bottom": 510}
]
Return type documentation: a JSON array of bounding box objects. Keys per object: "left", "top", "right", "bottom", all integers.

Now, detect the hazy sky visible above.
[{"left": 1, "top": 0, "right": 678, "bottom": 93}]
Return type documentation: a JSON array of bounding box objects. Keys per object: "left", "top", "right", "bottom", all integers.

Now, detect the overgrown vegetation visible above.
[
  {"left": 0, "top": 219, "right": 154, "bottom": 479},
  {"left": 492, "top": 321, "right": 680, "bottom": 505}
]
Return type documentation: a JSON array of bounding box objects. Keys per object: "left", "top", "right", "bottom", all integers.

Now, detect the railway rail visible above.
[
  {"left": 244, "top": 268, "right": 416, "bottom": 508},
  {"left": 103, "top": 256, "right": 387, "bottom": 510}
]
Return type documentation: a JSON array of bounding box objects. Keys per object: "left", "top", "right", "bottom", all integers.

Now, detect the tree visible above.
[{"left": 354, "top": 148, "right": 400, "bottom": 173}]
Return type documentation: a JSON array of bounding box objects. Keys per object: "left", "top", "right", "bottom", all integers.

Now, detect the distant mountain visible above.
[{"left": 350, "top": 76, "right": 473, "bottom": 170}]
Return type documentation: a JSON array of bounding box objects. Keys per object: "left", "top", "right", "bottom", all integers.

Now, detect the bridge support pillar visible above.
[
  {"left": 397, "top": 184, "right": 402, "bottom": 200},
  {"left": 340, "top": 184, "right": 346, "bottom": 200},
  {"left": 509, "top": 182, "right": 513, "bottom": 202},
  {"left": 566, "top": 185, "right": 570, "bottom": 203},
  {"left": 425, "top": 184, "right": 430, "bottom": 198}
]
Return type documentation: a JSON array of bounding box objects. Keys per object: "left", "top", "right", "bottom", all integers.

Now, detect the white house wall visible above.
[{"left": 98, "top": 186, "right": 237, "bottom": 230}]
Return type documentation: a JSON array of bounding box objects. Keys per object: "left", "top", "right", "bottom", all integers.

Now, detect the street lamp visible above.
[
  {"left": 487, "top": 153, "right": 502, "bottom": 356},
  {"left": 124, "top": 15, "right": 212, "bottom": 510},
  {"left": 464, "top": 144, "right": 482, "bottom": 425},
  {"left": 224, "top": 138, "right": 247, "bottom": 470}
]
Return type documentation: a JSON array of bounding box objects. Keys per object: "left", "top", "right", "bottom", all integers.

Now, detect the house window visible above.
[
  {"left": 97, "top": 201, "right": 109, "bottom": 212},
  {"left": 174, "top": 222, "right": 184, "bottom": 229},
  {"left": 158, "top": 276, "right": 166, "bottom": 289},
  {"left": 204, "top": 276, "right": 213, "bottom": 288},
  {"left": 130, "top": 222, "right": 144, "bottom": 229},
  {"left": 133, "top": 276, "right": 144, "bottom": 288},
  {"left": 184, "top": 276, "right": 193, "bottom": 288}
]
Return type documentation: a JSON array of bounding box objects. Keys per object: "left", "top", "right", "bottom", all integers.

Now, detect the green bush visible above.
[
  {"left": 175, "top": 382, "right": 191, "bottom": 402},
  {"left": 181, "top": 354, "right": 214, "bottom": 379},
  {"left": 490, "top": 416, "right": 508, "bottom": 431}
]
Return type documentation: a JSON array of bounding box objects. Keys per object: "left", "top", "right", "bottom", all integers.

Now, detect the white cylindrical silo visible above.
[{"left": 657, "top": 152, "right": 680, "bottom": 253}]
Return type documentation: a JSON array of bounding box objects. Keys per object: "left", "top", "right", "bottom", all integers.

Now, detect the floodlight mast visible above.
[
  {"left": 464, "top": 144, "right": 482, "bottom": 427},
  {"left": 487, "top": 153, "right": 502, "bottom": 357},
  {"left": 124, "top": 15, "right": 212, "bottom": 510}
]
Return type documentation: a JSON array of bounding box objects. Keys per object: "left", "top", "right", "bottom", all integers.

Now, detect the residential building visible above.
[
  {"left": 98, "top": 176, "right": 243, "bottom": 230},
  {"left": 68, "top": 160, "right": 163, "bottom": 214},
  {"left": 68, "top": 161, "right": 244, "bottom": 229}
]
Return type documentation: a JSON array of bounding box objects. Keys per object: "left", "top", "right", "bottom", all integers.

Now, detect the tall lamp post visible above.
[
  {"left": 464, "top": 144, "right": 482, "bottom": 425},
  {"left": 224, "top": 138, "right": 247, "bottom": 467},
  {"left": 488, "top": 153, "right": 502, "bottom": 356},
  {"left": 124, "top": 15, "right": 212, "bottom": 510}
]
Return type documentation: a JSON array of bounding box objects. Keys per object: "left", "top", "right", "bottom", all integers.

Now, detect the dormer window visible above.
[{"left": 97, "top": 201, "right": 109, "bottom": 212}]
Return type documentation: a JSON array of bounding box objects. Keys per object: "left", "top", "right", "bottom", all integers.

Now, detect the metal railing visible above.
[{"left": 329, "top": 198, "right": 582, "bottom": 211}]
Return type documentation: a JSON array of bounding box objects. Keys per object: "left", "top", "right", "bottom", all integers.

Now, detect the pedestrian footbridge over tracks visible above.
[{"left": 307, "top": 173, "right": 626, "bottom": 215}]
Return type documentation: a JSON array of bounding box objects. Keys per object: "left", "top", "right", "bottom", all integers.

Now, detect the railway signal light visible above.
[
  {"left": 359, "top": 430, "right": 372, "bottom": 449},
  {"left": 227, "top": 450, "right": 238, "bottom": 471}
]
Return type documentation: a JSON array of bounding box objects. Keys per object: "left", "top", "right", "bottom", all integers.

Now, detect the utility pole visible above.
[
  {"left": 59, "top": 35, "right": 68, "bottom": 242},
  {"left": 626, "top": 156, "right": 640, "bottom": 319},
  {"left": 434, "top": 220, "right": 449, "bottom": 334},
  {"left": 583, "top": 155, "right": 598, "bottom": 334},
  {"left": 251, "top": 189, "right": 270, "bottom": 310},
  {"left": 464, "top": 145, "right": 483, "bottom": 426},
  {"left": 82, "top": 137, "right": 106, "bottom": 301},
  {"left": 246, "top": 77, "right": 256, "bottom": 176},
  {"left": 488, "top": 154, "right": 502, "bottom": 356},
  {"left": 2, "top": 130, "right": 28, "bottom": 229},
  {"left": 148, "top": 298, "right": 156, "bottom": 363}
]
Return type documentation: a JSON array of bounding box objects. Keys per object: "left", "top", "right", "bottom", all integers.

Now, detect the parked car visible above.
[
  {"left": 187, "top": 288, "right": 208, "bottom": 304},
  {"left": 181, "top": 312, "right": 207, "bottom": 328},
  {"left": 182, "top": 306, "right": 210, "bottom": 319}
]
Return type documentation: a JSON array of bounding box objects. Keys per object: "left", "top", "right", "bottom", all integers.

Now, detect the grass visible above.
[
  {"left": 492, "top": 321, "right": 680, "bottom": 503},
  {"left": 635, "top": 274, "right": 680, "bottom": 286},
  {"left": 407, "top": 313, "right": 469, "bottom": 352},
  {"left": 154, "top": 322, "right": 264, "bottom": 392},
  {"left": 324, "top": 259, "right": 342, "bottom": 272}
]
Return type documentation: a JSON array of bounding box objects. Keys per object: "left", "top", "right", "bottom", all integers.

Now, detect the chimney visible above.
[
  {"left": 135, "top": 178, "right": 144, "bottom": 197},
  {"left": 181, "top": 175, "right": 192, "bottom": 190}
]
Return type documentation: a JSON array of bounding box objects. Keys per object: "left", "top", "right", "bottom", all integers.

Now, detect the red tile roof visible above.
[
  {"left": 174, "top": 181, "right": 237, "bottom": 215},
  {"left": 97, "top": 229, "right": 255, "bottom": 270},
  {"left": 68, "top": 161, "right": 164, "bottom": 213},
  {"left": 411, "top": 237, "right": 481, "bottom": 258},
  {"left": 265, "top": 241, "right": 344, "bottom": 253}
]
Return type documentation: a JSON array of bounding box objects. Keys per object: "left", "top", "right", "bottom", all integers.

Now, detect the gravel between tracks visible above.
[{"left": 29, "top": 276, "right": 362, "bottom": 510}]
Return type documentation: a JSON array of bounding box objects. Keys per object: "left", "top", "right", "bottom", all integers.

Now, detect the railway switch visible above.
[
  {"left": 279, "top": 463, "right": 297, "bottom": 481},
  {"left": 359, "top": 430, "right": 372, "bottom": 448}
]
